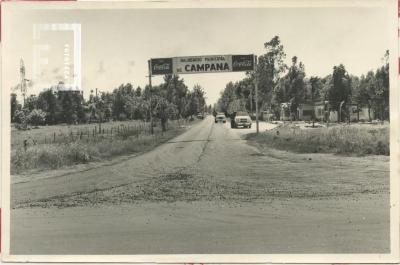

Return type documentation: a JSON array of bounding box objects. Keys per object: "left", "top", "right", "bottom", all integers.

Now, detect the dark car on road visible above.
[{"left": 230, "top": 111, "right": 252, "bottom": 128}]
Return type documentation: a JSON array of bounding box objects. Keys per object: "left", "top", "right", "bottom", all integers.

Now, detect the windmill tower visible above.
[
  {"left": 20, "top": 59, "right": 27, "bottom": 105},
  {"left": 18, "top": 59, "right": 32, "bottom": 106}
]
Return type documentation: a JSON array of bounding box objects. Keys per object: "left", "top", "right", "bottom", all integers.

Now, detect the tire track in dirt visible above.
[{"left": 197, "top": 121, "right": 215, "bottom": 163}]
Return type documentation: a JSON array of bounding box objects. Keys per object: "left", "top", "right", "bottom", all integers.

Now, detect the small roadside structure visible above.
[
  {"left": 296, "top": 103, "right": 314, "bottom": 121},
  {"left": 280, "top": 103, "right": 291, "bottom": 121},
  {"left": 279, "top": 100, "right": 375, "bottom": 122}
]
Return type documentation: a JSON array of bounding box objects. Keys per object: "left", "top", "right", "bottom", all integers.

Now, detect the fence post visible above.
[{"left": 53, "top": 132, "right": 56, "bottom": 143}]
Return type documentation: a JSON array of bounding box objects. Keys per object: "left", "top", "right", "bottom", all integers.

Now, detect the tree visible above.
[
  {"left": 192, "top": 84, "right": 206, "bottom": 113},
  {"left": 37, "top": 89, "right": 58, "bottom": 124},
  {"left": 57, "top": 91, "right": 83, "bottom": 124},
  {"left": 236, "top": 77, "right": 254, "bottom": 113},
  {"left": 161, "top": 74, "right": 189, "bottom": 118},
  {"left": 327, "top": 64, "right": 352, "bottom": 121},
  {"left": 255, "top": 36, "right": 287, "bottom": 108},
  {"left": 135, "top": 86, "right": 142, "bottom": 97},
  {"left": 356, "top": 72, "right": 376, "bottom": 121},
  {"left": 218, "top": 81, "right": 237, "bottom": 115},
  {"left": 186, "top": 92, "right": 200, "bottom": 119},
  {"left": 374, "top": 51, "right": 389, "bottom": 120},
  {"left": 152, "top": 95, "right": 178, "bottom": 131},
  {"left": 125, "top": 96, "right": 146, "bottom": 120},
  {"left": 213, "top": 42, "right": 388, "bottom": 124},
  {"left": 355, "top": 58, "right": 389, "bottom": 122},
  {"left": 309, "top": 76, "right": 324, "bottom": 101},
  {"left": 271, "top": 56, "right": 306, "bottom": 120},
  {"left": 278, "top": 56, "right": 306, "bottom": 119},
  {"left": 11, "top": 93, "right": 18, "bottom": 122},
  {"left": 24, "top": 95, "right": 38, "bottom": 112},
  {"left": 207, "top": 104, "right": 212, "bottom": 114}
]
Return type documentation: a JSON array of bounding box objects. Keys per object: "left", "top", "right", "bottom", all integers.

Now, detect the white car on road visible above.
[
  {"left": 230, "top": 111, "right": 252, "bottom": 128},
  {"left": 215, "top": 113, "right": 227, "bottom": 123}
]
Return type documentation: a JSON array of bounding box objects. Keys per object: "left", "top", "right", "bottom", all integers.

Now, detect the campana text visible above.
[{"left": 184, "top": 63, "right": 230, "bottom": 72}]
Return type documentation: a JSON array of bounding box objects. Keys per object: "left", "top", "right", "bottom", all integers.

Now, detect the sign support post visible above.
[
  {"left": 147, "top": 60, "right": 154, "bottom": 135},
  {"left": 254, "top": 55, "right": 259, "bottom": 134}
]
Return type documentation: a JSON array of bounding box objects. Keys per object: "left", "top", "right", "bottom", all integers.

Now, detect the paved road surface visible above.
[{"left": 11, "top": 116, "right": 390, "bottom": 254}]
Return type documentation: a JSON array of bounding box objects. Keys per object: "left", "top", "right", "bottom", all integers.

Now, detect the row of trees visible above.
[
  {"left": 11, "top": 75, "right": 208, "bottom": 131},
  {"left": 217, "top": 36, "right": 389, "bottom": 121}
]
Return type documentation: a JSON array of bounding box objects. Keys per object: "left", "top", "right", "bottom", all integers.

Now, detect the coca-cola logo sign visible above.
[
  {"left": 153, "top": 63, "right": 171, "bottom": 71},
  {"left": 151, "top": 58, "right": 173, "bottom": 75},
  {"left": 232, "top": 55, "right": 255, "bottom": 72}
]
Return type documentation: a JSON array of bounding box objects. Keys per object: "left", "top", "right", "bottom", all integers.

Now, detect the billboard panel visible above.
[
  {"left": 232, "top": 54, "right": 255, "bottom": 72},
  {"left": 150, "top": 58, "right": 173, "bottom": 75},
  {"left": 150, "top": 54, "right": 254, "bottom": 75},
  {"left": 173, "top": 55, "right": 232, "bottom": 74}
]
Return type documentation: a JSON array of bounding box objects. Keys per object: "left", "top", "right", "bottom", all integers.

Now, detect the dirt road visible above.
[{"left": 11, "top": 116, "right": 390, "bottom": 254}]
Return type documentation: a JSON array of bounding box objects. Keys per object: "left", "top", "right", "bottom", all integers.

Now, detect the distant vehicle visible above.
[
  {"left": 197, "top": 113, "right": 204, "bottom": 119},
  {"left": 215, "top": 113, "right": 226, "bottom": 123},
  {"left": 231, "top": 111, "right": 252, "bottom": 128}
]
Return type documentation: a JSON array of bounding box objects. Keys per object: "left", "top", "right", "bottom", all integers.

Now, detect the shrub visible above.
[
  {"left": 248, "top": 125, "right": 389, "bottom": 156},
  {"left": 14, "top": 110, "right": 29, "bottom": 130},
  {"left": 118, "top": 113, "right": 127, "bottom": 121},
  {"left": 27, "top": 109, "right": 46, "bottom": 126},
  {"left": 14, "top": 109, "right": 27, "bottom": 124},
  {"left": 70, "top": 113, "right": 78, "bottom": 124},
  {"left": 80, "top": 112, "right": 91, "bottom": 124}
]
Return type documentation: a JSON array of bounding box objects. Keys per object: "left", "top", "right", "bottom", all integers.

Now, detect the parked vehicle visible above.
[
  {"left": 230, "top": 111, "right": 252, "bottom": 128},
  {"left": 197, "top": 113, "right": 204, "bottom": 119},
  {"left": 215, "top": 113, "right": 226, "bottom": 123}
]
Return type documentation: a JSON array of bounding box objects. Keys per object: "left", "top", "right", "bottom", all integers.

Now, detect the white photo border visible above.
[{"left": 1, "top": 0, "right": 399, "bottom": 263}]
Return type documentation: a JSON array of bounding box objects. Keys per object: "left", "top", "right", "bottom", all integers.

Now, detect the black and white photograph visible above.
[{"left": 1, "top": 0, "right": 399, "bottom": 263}]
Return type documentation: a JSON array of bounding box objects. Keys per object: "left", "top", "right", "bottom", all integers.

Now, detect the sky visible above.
[{"left": 3, "top": 3, "right": 391, "bottom": 105}]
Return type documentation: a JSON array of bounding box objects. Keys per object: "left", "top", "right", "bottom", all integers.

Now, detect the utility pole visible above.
[
  {"left": 324, "top": 100, "right": 329, "bottom": 127},
  {"left": 254, "top": 55, "right": 259, "bottom": 134},
  {"left": 20, "top": 59, "right": 28, "bottom": 106},
  {"left": 249, "top": 85, "right": 253, "bottom": 114},
  {"left": 147, "top": 60, "right": 154, "bottom": 134}
]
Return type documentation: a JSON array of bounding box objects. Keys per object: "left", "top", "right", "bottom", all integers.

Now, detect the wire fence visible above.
[{"left": 19, "top": 119, "right": 191, "bottom": 150}]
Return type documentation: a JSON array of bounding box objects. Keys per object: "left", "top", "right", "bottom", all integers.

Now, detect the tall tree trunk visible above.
[
  {"left": 161, "top": 118, "right": 167, "bottom": 132},
  {"left": 337, "top": 106, "right": 340, "bottom": 123},
  {"left": 368, "top": 106, "right": 371, "bottom": 122}
]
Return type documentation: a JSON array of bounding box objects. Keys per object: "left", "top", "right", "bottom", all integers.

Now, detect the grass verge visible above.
[
  {"left": 11, "top": 120, "right": 196, "bottom": 174},
  {"left": 245, "top": 124, "right": 389, "bottom": 156}
]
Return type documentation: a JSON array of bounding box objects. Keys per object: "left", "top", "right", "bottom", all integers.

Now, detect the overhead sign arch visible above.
[
  {"left": 150, "top": 54, "right": 255, "bottom": 75},
  {"left": 147, "top": 54, "right": 260, "bottom": 133}
]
